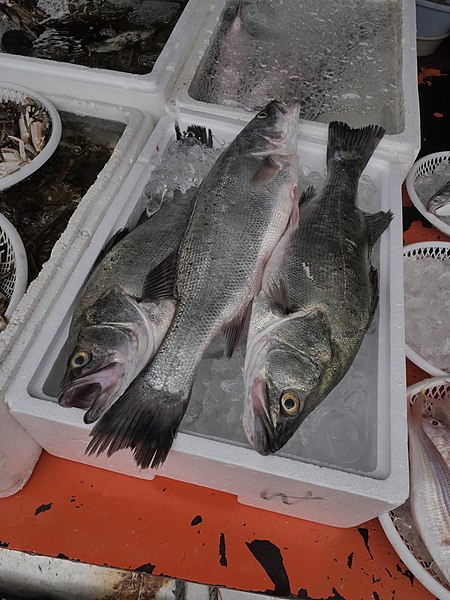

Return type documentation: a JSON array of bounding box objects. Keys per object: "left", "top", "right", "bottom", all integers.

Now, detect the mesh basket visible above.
[
  {"left": 403, "top": 241, "right": 450, "bottom": 377},
  {"left": 0, "top": 212, "right": 27, "bottom": 321},
  {"left": 0, "top": 82, "right": 62, "bottom": 192},
  {"left": 379, "top": 377, "right": 450, "bottom": 600},
  {"left": 405, "top": 151, "right": 450, "bottom": 238}
]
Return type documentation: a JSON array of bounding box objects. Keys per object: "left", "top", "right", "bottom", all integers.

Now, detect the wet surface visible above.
[
  {"left": 0, "top": 0, "right": 188, "bottom": 75},
  {"left": 0, "top": 111, "right": 124, "bottom": 282}
]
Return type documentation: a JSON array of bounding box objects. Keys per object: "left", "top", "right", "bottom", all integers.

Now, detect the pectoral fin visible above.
[
  {"left": 251, "top": 156, "right": 281, "bottom": 184},
  {"left": 142, "top": 250, "right": 178, "bottom": 301},
  {"left": 364, "top": 210, "right": 393, "bottom": 248}
]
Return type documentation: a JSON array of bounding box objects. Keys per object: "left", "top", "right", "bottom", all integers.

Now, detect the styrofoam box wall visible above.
[
  {"left": 0, "top": 94, "right": 153, "bottom": 497},
  {"left": 171, "top": 0, "right": 420, "bottom": 178},
  {"left": 5, "top": 112, "right": 408, "bottom": 527},
  {"left": 0, "top": 0, "right": 216, "bottom": 120}
]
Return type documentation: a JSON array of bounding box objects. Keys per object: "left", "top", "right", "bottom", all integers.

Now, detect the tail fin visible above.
[
  {"left": 86, "top": 381, "right": 190, "bottom": 469},
  {"left": 327, "top": 122, "right": 385, "bottom": 172}
]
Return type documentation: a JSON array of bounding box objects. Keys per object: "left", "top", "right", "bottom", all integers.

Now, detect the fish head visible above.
[
  {"left": 427, "top": 194, "right": 450, "bottom": 217},
  {"left": 59, "top": 288, "right": 153, "bottom": 423},
  {"left": 244, "top": 315, "right": 328, "bottom": 455},
  {"left": 238, "top": 100, "right": 300, "bottom": 156}
]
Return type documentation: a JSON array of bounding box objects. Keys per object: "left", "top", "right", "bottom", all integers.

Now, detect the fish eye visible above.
[
  {"left": 257, "top": 111, "right": 268, "bottom": 119},
  {"left": 280, "top": 392, "right": 301, "bottom": 416},
  {"left": 70, "top": 351, "right": 92, "bottom": 369},
  {"left": 431, "top": 418, "right": 441, "bottom": 427}
]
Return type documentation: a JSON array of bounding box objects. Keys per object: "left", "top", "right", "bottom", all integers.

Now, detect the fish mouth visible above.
[
  {"left": 58, "top": 363, "right": 123, "bottom": 422},
  {"left": 244, "top": 378, "right": 276, "bottom": 455},
  {"left": 427, "top": 199, "right": 450, "bottom": 217}
]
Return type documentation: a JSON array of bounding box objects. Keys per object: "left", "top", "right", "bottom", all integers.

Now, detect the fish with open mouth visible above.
[
  {"left": 87, "top": 100, "right": 300, "bottom": 469},
  {"left": 244, "top": 121, "right": 392, "bottom": 455},
  {"left": 58, "top": 127, "right": 210, "bottom": 424}
]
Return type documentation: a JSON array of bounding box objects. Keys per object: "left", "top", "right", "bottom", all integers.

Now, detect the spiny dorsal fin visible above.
[
  {"left": 299, "top": 185, "right": 316, "bottom": 208},
  {"left": 223, "top": 300, "right": 253, "bottom": 358},
  {"left": 175, "top": 123, "right": 213, "bottom": 148},
  {"left": 364, "top": 210, "right": 393, "bottom": 248},
  {"left": 142, "top": 250, "right": 178, "bottom": 302}
]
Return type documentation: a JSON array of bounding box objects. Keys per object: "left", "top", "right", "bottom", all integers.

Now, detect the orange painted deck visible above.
[{"left": 0, "top": 50, "right": 449, "bottom": 600}]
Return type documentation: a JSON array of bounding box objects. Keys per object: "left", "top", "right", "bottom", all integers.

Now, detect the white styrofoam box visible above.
[
  {"left": 170, "top": 0, "right": 420, "bottom": 178},
  {"left": 0, "top": 95, "right": 153, "bottom": 497},
  {"left": 5, "top": 112, "right": 407, "bottom": 527},
  {"left": 0, "top": 0, "right": 215, "bottom": 120}
]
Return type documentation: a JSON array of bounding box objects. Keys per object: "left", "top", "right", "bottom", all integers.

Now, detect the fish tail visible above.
[
  {"left": 86, "top": 382, "right": 190, "bottom": 469},
  {"left": 327, "top": 121, "right": 385, "bottom": 172}
]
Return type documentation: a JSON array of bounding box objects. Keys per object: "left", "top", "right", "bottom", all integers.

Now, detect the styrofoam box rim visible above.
[
  {"left": 5, "top": 112, "right": 408, "bottom": 526},
  {"left": 170, "top": 0, "right": 420, "bottom": 178},
  {"left": 0, "top": 95, "right": 153, "bottom": 395},
  {"left": 0, "top": 0, "right": 215, "bottom": 96}
]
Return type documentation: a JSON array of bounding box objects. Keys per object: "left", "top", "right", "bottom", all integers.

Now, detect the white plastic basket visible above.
[
  {"left": 0, "top": 212, "right": 27, "bottom": 321},
  {"left": 403, "top": 242, "right": 450, "bottom": 377},
  {"left": 379, "top": 376, "right": 450, "bottom": 600},
  {"left": 405, "top": 151, "right": 450, "bottom": 238},
  {"left": 0, "top": 82, "right": 62, "bottom": 191}
]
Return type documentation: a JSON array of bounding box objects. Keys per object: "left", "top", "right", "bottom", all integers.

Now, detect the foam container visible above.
[
  {"left": 0, "top": 95, "right": 153, "bottom": 497},
  {"left": 0, "top": 0, "right": 215, "bottom": 120},
  {"left": 171, "top": 0, "right": 420, "bottom": 178},
  {"left": 4, "top": 111, "right": 408, "bottom": 526}
]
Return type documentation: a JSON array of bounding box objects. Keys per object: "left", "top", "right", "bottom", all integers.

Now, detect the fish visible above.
[
  {"left": 423, "top": 414, "right": 450, "bottom": 465},
  {"left": 58, "top": 127, "right": 210, "bottom": 424},
  {"left": 87, "top": 100, "right": 300, "bottom": 469},
  {"left": 244, "top": 121, "right": 392, "bottom": 455},
  {"left": 421, "top": 387, "right": 450, "bottom": 466},
  {"left": 408, "top": 393, "right": 450, "bottom": 585},
  {"left": 426, "top": 179, "right": 450, "bottom": 217}
]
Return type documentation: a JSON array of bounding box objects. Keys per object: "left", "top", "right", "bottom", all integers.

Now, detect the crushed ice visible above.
[
  {"left": 404, "top": 255, "right": 450, "bottom": 373},
  {"left": 147, "top": 126, "right": 381, "bottom": 474}
]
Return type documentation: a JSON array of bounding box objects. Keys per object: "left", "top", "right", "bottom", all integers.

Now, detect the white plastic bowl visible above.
[
  {"left": 417, "top": 33, "right": 450, "bottom": 57},
  {"left": 403, "top": 241, "right": 450, "bottom": 377},
  {"left": 379, "top": 376, "right": 450, "bottom": 600},
  {"left": 0, "top": 82, "right": 62, "bottom": 191},
  {"left": 405, "top": 151, "right": 450, "bottom": 237},
  {"left": 0, "top": 212, "right": 27, "bottom": 321}
]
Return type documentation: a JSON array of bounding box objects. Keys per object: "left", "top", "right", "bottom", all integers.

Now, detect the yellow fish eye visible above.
[
  {"left": 70, "top": 350, "right": 92, "bottom": 369},
  {"left": 280, "top": 392, "right": 301, "bottom": 416}
]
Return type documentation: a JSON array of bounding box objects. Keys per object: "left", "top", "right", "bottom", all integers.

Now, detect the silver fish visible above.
[
  {"left": 58, "top": 140, "right": 204, "bottom": 424},
  {"left": 408, "top": 393, "right": 450, "bottom": 585},
  {"left": 423, "top": 414, "right": 450, "bottom": 465},
  {"left": 87, "top": 100, "right": 300, "bottom": 469},
  {"left": 426, "top": 179, "right": 450, "bottom": 217},
  {"left": 244, "top": 121, "right": 392, "bottom": 454}
]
